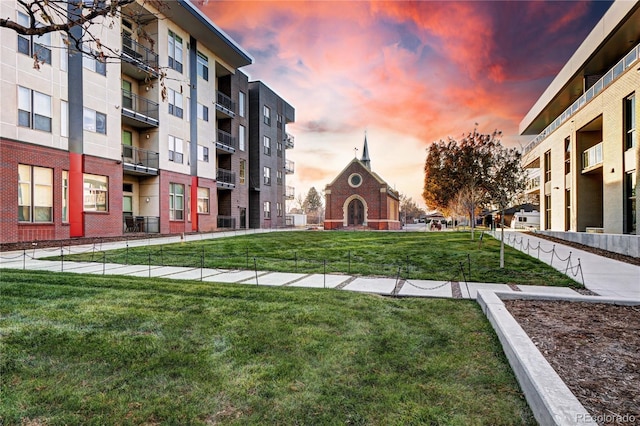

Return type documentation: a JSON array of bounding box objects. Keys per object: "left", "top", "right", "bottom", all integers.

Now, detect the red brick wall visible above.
[
  {"left": 82, "top": 155, "right": 124, "bottom": 239},
  {"left": 1, "top": 138, "right": 70, "bottom": 244},
  {"left": 197, "top": 177, "right": 218, "bottom": 232},
  {"left": 160, "top": 170, "right": 202, "bottom": 235}
]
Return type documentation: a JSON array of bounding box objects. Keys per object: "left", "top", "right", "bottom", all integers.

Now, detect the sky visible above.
[{"left": 198, "top": 0, "right": 613, "bottom": 209}]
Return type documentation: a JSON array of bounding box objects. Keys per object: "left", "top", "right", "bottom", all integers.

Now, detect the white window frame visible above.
[
  {"left": 168, "top": 30, "right": 183, "bottom": 73},
  {"left": 239, "top": 91, "right": 246, "bottom": 117},
  {"left": 239, "top": 159, "right": 246, "bottom": 185},
  {"left": 263, "top": 105, "right": 271, "bottom": 125},
  {"left": 264, "top": 201, "right": 271, "bottom": 219},
  {"left": 197, "top": 103, "right": 209, "bottom": 121},
  {"left": 83, "top": 107, "right": 107, "bottom": 134},
  {"left": 239, "top": 125, "right": 246, "bottom": 151},
  {"left": 17, "top": 12, "right": 51, "bottom": 65},
  {"left": 263, "top": 136, "right": 271, "bottom": 155},
  {"left": 18, "top": 86, "right": 52, "bottom": 132},
  {"left": 168, "top": 135, "right": 184, "bottom": 163},
  {"left": 169, "top": 183, "right": 184, "bottom": 220},
  {"left": 197, "top": 145, "right": 209, "bottom": 162},
  {"left": 83, "top": 174, "right": 108, "bottom": 212},
  {"left": 197, "top": 187, "right": 209, "bottom": 213},
  {"left": 18, "top": 164, "right": 53, "bottom": 222},
  {"left": 197, "top": 51, "right": 208, "bottom": 81},
  {"left": 263, "top": 166, "right": 271, "bottom": 185},
  {"left": 168, "top": 88, "right": 183, "bottom": 118}
]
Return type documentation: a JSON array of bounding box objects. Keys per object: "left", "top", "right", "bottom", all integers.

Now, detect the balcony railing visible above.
[
  {"left": 525, "top": 176, "right": 540, "bottom": 191},
  {"left": 216, "top": 129, "right": 236, "bottom": 153},
  {"left": 582, "top": 142, "right": 603, "bottom": 171},
  {"left": 217, "top": 168, "right": 236, "bottom": 189},
  {"left": 285, "top": 160, "right": 295, "bottom": 174},
  {"left": 121, "top": 89, "right": 159, "bottom": 127},
  {"left": 284, "top": 133, "right": 295, "bottom": 149},
  {"left": 524, "top": 42, "right": 640, "bottom": 155},
  {"left": 122, "top": 145, "right": 159, "bottom": 175},
  {"left": 215, "top": 91, "right": 235, "bottom": 117},
  {"left": 217, "top": 216, "right": 236, "bottom": 229},
  {"left": 121, "top": 34, "right": 159, "bottom": 76},
  {"left": 285, "top": 185, "right": 295, "bottom": 200},
  {"left": 123, "top": 215, "right": 160, "bottom": 234}
]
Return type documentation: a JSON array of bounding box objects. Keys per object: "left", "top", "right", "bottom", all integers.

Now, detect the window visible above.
[
  {"left": 277, "top": 202, "right": 283, "bottom": 217},
  {"left": 197, "top": 187, "right": 209, "bottom": 213},
  {"left": 544, "top": 150, "right": 551, "bottom": 183},
  {"left": 198, "top": 145, "right": 209, "bottom": 162},
  {"left": 197, "top": 103, "right": 209, "bottom": 121},
  {"left": 263, "top": 167, "right": 271, "bottom": 185},
  {"left": 83, "top": 174, "right": 108, "bottom": 212},
  {"left": 264, "top": 201, "right": 271, "bottom": 219},
  {"left": 239, "top": 91, "right": 246, "bottom": 117},
  {"left": 564, "top": 137, "right": 571, "bottom": 175},
  {"left": 263, "top": 105, "right": 271, "bottom": 125},
  {"left": 168, "top": 88, "right": 183, "bottom": 118},
  {"left": 565, "top": 189, "right": 571, "bottom": 231},
  {"left": 62, "top": 170, "right": 69, "bottom": 223},
  {"left": 277, "top": 114, "right": 283, "bottom": 129},
  {"left": 61, "top": 100, "right": 68, "bottom": 137},
  {"left": 277, "top": 170, "right": 283, "bottom": 185},
  {"left": 83, "top": 108, "right": 107, "bottom": 134},
  {"left": 168, "top": 135, "right": 184, "bottom": 163},
  {"left": 169, "top": 183, "right": 184, "bottom": 220},
  {"left": 197, "top": 52, "right": 208, "bottom": 80},
  {"left": 122, "top": 80, "right": 133, "bottom": 110},
  {"left": 82, "top": 47, "right": 106, "bottom": 76},
  {"left": 239, "top": 125, "right": 246, "bottom": 151},
  {"left": 17, "top": 12, "right": 51, "bottom": 65},
  {"left": 624, "top": 171, "right": 636, "bottom": 234},
  {"left": 277, "top": 141, "right": 283, "bottom": 157},
  {"left": 18, "top": 164, "right": 53, "bottom": 222},
  {"left": 544, "top": 194, "right": 551, "bottom": 230},
  {"left": 263, "top": 136, "right": 271, "bottom": 155},
  {"left": 239, "top": 160, "right": 246, "bottom": 185},
  {"left": 168, "top": 30, "right": 183, "bottom": 73},
  {"left": 60, "top": 34, "right": 68, "bottom": 72},
  {"left": 625, "top": 93, "right": 636, "bottom": 150},
  {"left": 18, "top": 86, "right": 52, "bottom": 132}
]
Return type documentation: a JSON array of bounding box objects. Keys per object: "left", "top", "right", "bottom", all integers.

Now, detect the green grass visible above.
[
  {"left": 52, "top": 231, "right": 579, "bottom": 287},
  {"left": 0, "top": 269, "right": 535, "bottom": 425}
]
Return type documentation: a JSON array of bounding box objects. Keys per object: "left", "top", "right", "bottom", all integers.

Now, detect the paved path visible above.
[{"left": 1, "top": 228, "right": 638, "bottom": 300}]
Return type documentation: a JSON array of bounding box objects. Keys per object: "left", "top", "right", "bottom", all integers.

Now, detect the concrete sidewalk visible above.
[{"left": 488, "top": 230, "right": 639, "bottom": 299}]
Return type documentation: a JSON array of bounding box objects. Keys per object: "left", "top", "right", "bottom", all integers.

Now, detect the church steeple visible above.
[{"left": 361, "top": 133, "right": 371, "bottom": 170}]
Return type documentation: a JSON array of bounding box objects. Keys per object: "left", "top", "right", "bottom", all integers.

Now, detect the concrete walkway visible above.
[{"left": 1, "top": 228, "right": 637, "bottom": 300}]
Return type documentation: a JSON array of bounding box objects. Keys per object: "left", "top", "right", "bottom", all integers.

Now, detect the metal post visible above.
[
  {"left": 61, "top": 247, "right": 64, "bottom": 272},
  {"left": 564, "top": 252, "right": 572, "bottom": 274},
  {"left": 148, "top": 252, "right": 151, "bottom": 277},
  {"left": 126, "top": 242, "right": 129, "bottom": 265},
  {"left": 254, "top": 257, "right": 258, "bottom": 286},
  {"left": 550, "top": 245, "right": 555, "bottom": 266},
  {"left": 324, "top": 260, "right": 326, "bottom": 289},
  {"left": 578, "top": 259, "right": 585, "bottom": 286},
  {"left": 537, "top": 242, "right": 540, "bottom": 259},
  {"left": 23, "top": 249, "right": 26, "bottom": 270}
]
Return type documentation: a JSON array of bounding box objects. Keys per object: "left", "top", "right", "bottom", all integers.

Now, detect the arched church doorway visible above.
[{"left": 348, "top": 199, "right": 364, "bottom": 225}]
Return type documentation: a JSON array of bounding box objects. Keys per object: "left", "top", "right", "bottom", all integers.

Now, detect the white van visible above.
[{"left": 511, "top": 210, "right": 540, "bottom": 230}]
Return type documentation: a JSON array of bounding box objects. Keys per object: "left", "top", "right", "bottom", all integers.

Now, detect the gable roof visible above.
[{"left": 325, "top": 158, "right": 400, "bottom": 200}]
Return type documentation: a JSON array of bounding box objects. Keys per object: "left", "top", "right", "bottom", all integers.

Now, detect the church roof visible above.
[{"left": 361, "top": 135, "right": 371, "bottom": 170}]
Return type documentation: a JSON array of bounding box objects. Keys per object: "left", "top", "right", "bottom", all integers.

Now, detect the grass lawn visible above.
[
  {"left": 53, "top": 231, "right": 579, "bottom": 287},
  {"left": 1, "top": 269, "right": 535, "bottom": 425}
]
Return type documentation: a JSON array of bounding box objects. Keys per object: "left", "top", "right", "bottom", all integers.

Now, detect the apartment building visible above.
[
  {"left": 520, "top": 1, "right": 639, "bottom": 235},
  {"left": 0, "top": 0, "right": 297, "bottom": 244},
  {"left": 247, "top": 81, "right": 295, "bottom": 229}
]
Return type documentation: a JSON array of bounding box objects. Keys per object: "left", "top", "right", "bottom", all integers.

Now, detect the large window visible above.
[
  {"left": 168, "top": 135, "right": 183, "bottom": 163},
  {"left": 263, "top": 105, "right": 271, "bottom": 125},
  {"left": 264, "top": 201, "right": 271, "bottom": 219},
  {"left": 263, "top": 136, "right": 271, "bottom": 155},
  {"left": 82, "top": 47, "right": 106, "bottom": 75},
  {"left": 544, "top": 194, "right": 551, "bottom": 230},
  {"left": 544, "top": 150, "right": 551, "bottom": 183},
  {"left": 198, "top": 145, "right": 209, "bottom": 162},
  {"left": 277, "top": 170, "right": 283, "bottom": 185},
  {"left": 239, "top": 160, "right": 246, "bottom": 185},
  {"left": 239, "top": 91, "right": 246, "bottom": 117},
  {"left": 168, "top": 88, "right": 183, "bottom": 118},
  {"left": 168, "top": 30, "right": 183, "bottom": 73},
  {"left": 277, "top": 202, "right": 283, "bottom": 217},
  {"left": 83, "top": 174, "right": 108, "bottom": 212},
  {"left": 239, "top": 125, "right": 246, "bottom": 151},
  {"left": 18, "top": 86, "right": 52, "bottom": 132},
  {"left": 197, "top": 103, "right": 209, "bottom": 121},
  {"left": 17, "top": 12, "right": 51, "bottom": 65},
  {"left": 263, "top": 166, "right": 271, "bottom": 185},
  {"left": 18, "top": 164, "right": 53, "bottom": 222},
  {"left": 197, "top": 52, "right": 208, "bottom": 80},
  {"left": 625, "top": 93, "right": 636, "bottom": 150},
  {"left": 169, "top": 183, "right": 184, "bottom": 220},
  {"left": 197, "top": 187, "right": 209, "bottom": 213},
  {"left": 62, "top": 170, "right": 69, "bottom": 223},
  {"left": 564, "top": 137, "right": 571, "bottom": 175},
  {"left": 83, "top": 108, "right": 107, "bottom": 134}
]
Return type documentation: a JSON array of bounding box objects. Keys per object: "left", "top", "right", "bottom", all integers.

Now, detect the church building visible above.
[{"left": 324, "top": 137, "right": 401, "bottom": 230}]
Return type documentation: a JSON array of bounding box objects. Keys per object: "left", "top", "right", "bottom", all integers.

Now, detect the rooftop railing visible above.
[
  {"left": 524, "top": 42, "right": 639, "bottom": 155},
  {"left": 121, "top": 34, "right": 159, "bottom": 75},
  {"left": 582, "top": 142, "right": 603, "bottom": 171}
]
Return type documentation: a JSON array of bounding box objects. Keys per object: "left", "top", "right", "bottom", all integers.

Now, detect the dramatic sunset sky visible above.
[{"left": 198, "top": 0, "right": 613, "bottom": 208}]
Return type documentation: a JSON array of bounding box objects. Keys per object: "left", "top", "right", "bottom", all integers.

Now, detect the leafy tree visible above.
[
  {"left": 303, "top": 187, "right": 323, "bottom": 224},
  {"left": 399, "top": 193, "right": 425, "bottom": 223}
]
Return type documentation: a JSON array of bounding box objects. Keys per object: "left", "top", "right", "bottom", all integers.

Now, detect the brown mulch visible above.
[
  {"left": 505, "top": 300, "right": 640, "bottom": 425},
  {"left": 529, "top": 232, "right": 640, "bottom": 267}
]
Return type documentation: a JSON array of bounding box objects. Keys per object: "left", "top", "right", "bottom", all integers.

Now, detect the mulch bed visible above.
[
  {"left": 529, "top": 233, "right": 640, "bottom": 267},
  {"left": 505, "top": 300, "right": 640, "bottom": 425}
]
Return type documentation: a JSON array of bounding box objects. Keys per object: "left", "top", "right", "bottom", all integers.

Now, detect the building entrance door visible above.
[
  {"left": 348, "top": 199, "right": 364, "bottom": 225},
  {"left": 240, "top": 208, "right": 246, "bottom": 229}
]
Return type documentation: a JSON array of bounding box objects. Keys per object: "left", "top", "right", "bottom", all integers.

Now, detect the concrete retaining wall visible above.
[{"left": 537, "top": 231, "right": 639, "bottom": 258}]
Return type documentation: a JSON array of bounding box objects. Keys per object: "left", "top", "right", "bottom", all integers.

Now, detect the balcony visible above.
[
  {"left": 122, "top": 145, "right": 159, "bottom": 176},
  {"left": 123, "top": 215, "right": 160, "bottom": 234},
  {"left": 217, "top": 216, "right": 236, "bottom": 229},
  {"left": 216, "top": 129, "right": 236, "bottom": 153},
  {"left": 284, "top": 133, "right": 295, "bottom": 149},
  {"left": 217, "top": 168, "right": 236, "bottom": 189},
  {"left": 121, "top": 89, "right": 159, "bottom": 128},
  {"left": 525, "top": 176, "right": 540, "bottom": 192},
  {"left": 285, "top": 185, "right": 295, "bottom": 200},
  {"left": 582, "top": 142, "right": 603, "bottom": 173},
  {"left": 121, "top": 34, "right": 159, "bottom": 80},
  {"left": 524, "top": 42, "right": 640, "bottom": 155},
  {"left": 215, "top": 91, "right": 235, "bottom": 118},
  {"left": 285, "top": 160, "right": 295, "bottom": 174}
]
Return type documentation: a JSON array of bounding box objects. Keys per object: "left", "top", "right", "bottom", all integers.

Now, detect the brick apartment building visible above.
[
  {"left": 324, "top": 137, "right": 401, "bottom": 230},
  {"left": 0, "top": 0, "right": 295, "bottom": 244},
  {"left": 520, "top": 0, "right": 639, "bottom": 235}
]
